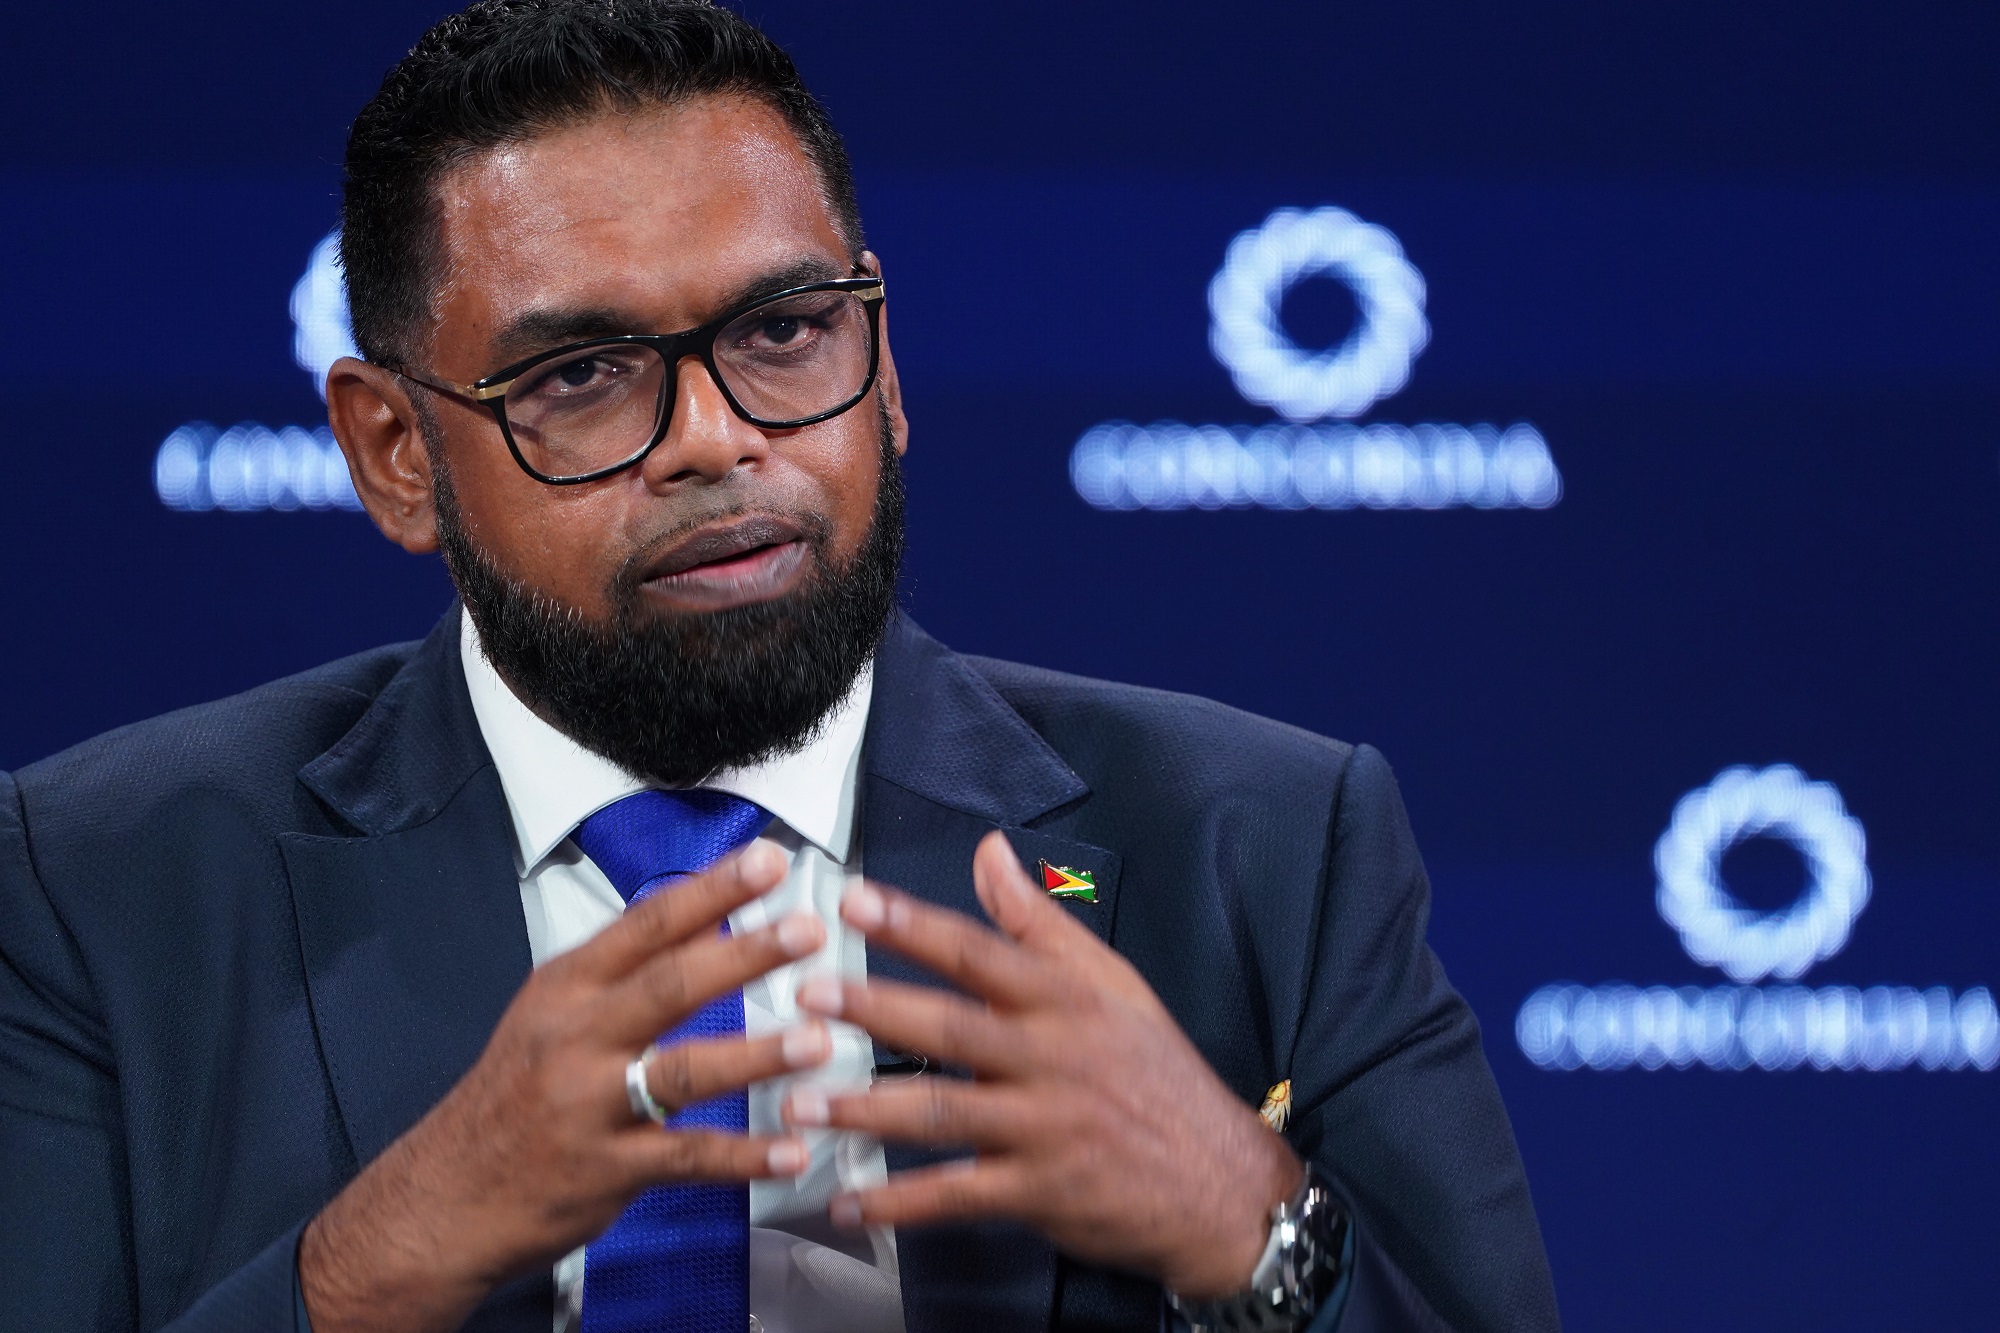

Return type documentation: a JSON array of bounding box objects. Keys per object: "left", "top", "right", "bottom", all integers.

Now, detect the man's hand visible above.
[
  {"left": 301, "top": 842, "right": 833, "bottom": 1332},
  {"left": 784, "top": 832, "right": 1303, "bottom": 1301}
]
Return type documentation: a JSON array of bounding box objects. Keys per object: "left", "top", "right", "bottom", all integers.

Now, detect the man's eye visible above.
[
  {"left": 521, "top": 352, "right": 643, "bottom": 400},
  {"left": 739, "top": 314, "right": 828, "bottom": 352},
  {"left": 531, "top": 356, "right": 609, "bottom": 394},
  {"left": 756, "top": 316, "right": 806, "bottom": 346},
  {"left": 730, "top": 297, "right": 846, "bottom": 355}
]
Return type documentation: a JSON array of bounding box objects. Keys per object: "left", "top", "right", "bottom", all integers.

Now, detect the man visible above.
[{"left": 0, "top": 3, "right": 1559, "bottom": 1330}]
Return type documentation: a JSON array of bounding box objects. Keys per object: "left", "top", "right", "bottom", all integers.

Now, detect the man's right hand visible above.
[{"left": 299, "top": 841, "right": 829, "bottom": 1333}]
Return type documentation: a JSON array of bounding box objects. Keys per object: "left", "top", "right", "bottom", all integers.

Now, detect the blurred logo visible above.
[
  {"left": 1516, "top": 765, "right": 1999, "bottom": 1073},
  {"left": 1208, "top": 206, "right": 1429, "bottom": 423},
  {"left": 291, "top": 232, "right": 361, "bottom": 403},
  {"left": 1070, "top": 205, "right": 1560, "bottom": 512},
  {"left": 154, "top": 231, "right": 361, "bottom": 512}
]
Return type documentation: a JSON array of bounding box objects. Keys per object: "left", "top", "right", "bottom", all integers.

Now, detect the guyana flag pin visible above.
[{"left": 1038, "top": 860, "right": 1097, "bottom": 904}]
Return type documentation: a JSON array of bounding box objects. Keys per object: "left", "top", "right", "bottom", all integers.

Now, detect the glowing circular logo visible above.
[
  {"left": 290, "top": 231, "right": 359, "bottom": 402},
  {"left": 1654, "top": 765, "right": 1871, "bottom": 984},
  {"left": 1206, "top": 206, "right": 1430, "bottom": 424}
]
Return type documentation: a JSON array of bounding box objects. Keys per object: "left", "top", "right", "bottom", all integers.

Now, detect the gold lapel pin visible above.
[
  {"left": 1037, "top": 860, "right": 1097, "bottom": 904},
  {"left": 1259, "top": 1079, "right": 1292, "bottom": 1132}
]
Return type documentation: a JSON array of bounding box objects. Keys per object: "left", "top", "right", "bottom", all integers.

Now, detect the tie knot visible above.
[{"left": 572, "top": 790, "right": 773, "bottom": 904}]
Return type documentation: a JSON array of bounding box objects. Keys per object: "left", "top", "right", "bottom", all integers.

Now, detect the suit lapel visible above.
[
  {"left": 861, "top": 613, "right": 1124, "bottom": 959},
  {"left": 861, "top": 614, "right": 1123, "bottom": 1333},
  {"left": 282, "top": 610, "right": 533, "bottom": 1168}
]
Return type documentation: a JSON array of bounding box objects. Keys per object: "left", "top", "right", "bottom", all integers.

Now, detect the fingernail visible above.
[
  {"left": 797, "top": 973, "right": 844, "bottom": 1016},
  {"left": 776, "top": 912, "right": 823, "bottom": 957},
  {"left": 829, "top": 1195, "right": 863, "bottom": 1229},
  {"left": 843, "top": 883, "right": 886, "bottom": 930},
  {"left": 781, "top": 1024, "right": 830, "bottom": 1068},
  {"left": 768, "top": 1139, "right": 809, "bottom": 1175},
  {"left": 741, "top": 842, "right": 786, "bottom": 884},
  {"left": 787, "top": 1087, "right": 830, "bottom": 1126}
]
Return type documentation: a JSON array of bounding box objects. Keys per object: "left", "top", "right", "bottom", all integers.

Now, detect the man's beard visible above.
[{"left": 434, "top": 420, "right": 904, "bottom": 788}]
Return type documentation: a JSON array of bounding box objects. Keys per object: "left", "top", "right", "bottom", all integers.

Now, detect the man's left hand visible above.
[{"left": 784, "top": 830, "right": 1304, "bottom": 1300}]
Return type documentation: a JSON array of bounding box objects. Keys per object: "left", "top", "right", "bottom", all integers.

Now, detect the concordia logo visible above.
[
  {"left": 1517, "top": 765, "right": 2000, "bottom": 1073},
  {"left": 1070, "top": 206, "right": 1562, "bottom": 513},
  {"left": 153, "top": 232, "right": 364, "bottom": 513}
]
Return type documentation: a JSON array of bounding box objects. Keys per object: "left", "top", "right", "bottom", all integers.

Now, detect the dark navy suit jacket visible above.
[{"left": 0, "top": 610, "right": 1559, "bottom": 1332}]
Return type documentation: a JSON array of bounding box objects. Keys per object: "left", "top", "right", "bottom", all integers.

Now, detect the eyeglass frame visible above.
[{"left": 393, "top": 274, "right": 886, "bottom": 486}]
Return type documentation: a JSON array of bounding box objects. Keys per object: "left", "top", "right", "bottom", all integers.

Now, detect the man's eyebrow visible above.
[
  {"left": 712, "top": 257, "right": 852, "bottom": 314},
  {"left": 484, "top": 257, "right": 856, "bottom": 373},
  {"left": 487, "top": 309, "right": 633, "bottom": 368}
]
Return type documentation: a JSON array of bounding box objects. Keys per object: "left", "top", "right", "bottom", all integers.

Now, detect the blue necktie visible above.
[{"left": 572, "top": 789, "right": 773, "bottom": 1333}]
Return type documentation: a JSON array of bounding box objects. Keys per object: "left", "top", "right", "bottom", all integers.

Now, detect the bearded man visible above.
[{"left": 0, "top": 4, "right": 1560, "bottom": 1331}]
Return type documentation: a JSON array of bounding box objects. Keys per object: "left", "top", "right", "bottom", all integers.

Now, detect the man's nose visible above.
[{"left": 639, "top": 354, "right": 770, "bottom": 488}]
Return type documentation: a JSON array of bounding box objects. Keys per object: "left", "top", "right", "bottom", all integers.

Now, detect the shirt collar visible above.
[{"left": 459, "top": 612, "right": 873, "bottom": 875}]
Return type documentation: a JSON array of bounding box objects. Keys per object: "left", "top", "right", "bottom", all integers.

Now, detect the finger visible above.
[
  {"left": 795, "top": 974, "right": 1027, "bottom": 1074},
  {"left": 974, "top": 834, "right": 1142, "bottom": 999},
  {"left": 575, "top": 842, "right": 791, "bottom": 981},
  {"left": 838, "top": 880, "right": 1047, "bottom": 1009},
  {"left": 828, "top": 1158, "right": 1023, "bottom": 1230},
  {"left": 645, "top": 1023, "right": 833, "bottom": 1117},
  {"left": 784, "top": 1076, "right": 1031, "bottom": 1150},
  {"left": 604, "top": 909, "right": 826, "bottom": 1044},
  {"left": 615, "top": 1128, "right": 815, "bottom": 1186},
  {"left": 972, "top": 831, "right": 1087, "bottom": 950}
]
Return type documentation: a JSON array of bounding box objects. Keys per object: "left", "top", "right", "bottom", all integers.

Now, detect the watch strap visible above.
[{"left": 1168, "top": 1166, "right": 1352, "bottom": 1333}]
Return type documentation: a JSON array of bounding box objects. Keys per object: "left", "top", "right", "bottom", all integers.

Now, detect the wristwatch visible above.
[{"left": 1167, "top": 1167, "right": 1352, "bottom": 1333}]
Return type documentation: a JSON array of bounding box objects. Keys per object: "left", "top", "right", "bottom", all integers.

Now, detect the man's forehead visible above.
[{"left": 430, "top": 96, "right": 846, "bottom": 342}]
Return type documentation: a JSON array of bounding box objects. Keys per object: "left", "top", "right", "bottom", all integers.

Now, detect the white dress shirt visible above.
[{"left": 459, "top": 616, "right": 903, "bottom": 1333}]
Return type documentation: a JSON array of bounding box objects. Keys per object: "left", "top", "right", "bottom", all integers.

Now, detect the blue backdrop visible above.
[{"left": 4, "top": 3, "right": 1997, "bottom": 1326}]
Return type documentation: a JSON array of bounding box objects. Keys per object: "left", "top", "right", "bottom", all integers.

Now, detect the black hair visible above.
[{"left": 339, "top": 0, "right": 862, "bottom": 369}]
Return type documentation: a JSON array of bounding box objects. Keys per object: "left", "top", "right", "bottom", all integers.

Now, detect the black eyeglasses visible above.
[{"left": 396, "top": 275, "right": 885, "bottom": 485}]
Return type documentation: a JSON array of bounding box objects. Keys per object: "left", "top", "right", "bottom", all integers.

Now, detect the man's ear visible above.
[
  {"left": 861, "top": 250, "right": 909, "bottom": 458},
  {"left": 326, "top": 356, "right": 441, "bottom": 555}
]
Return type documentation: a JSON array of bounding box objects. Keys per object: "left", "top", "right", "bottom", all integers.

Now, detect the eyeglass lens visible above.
[{"left": 501, "top": 287, "right": 875, "bottom": 478}]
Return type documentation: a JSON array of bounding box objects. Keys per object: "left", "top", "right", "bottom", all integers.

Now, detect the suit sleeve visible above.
[
  {"left": 0, "top": 770, "right": 138, "bottom": 1326},
  {"left": 0, "top": 771, "right": 303, "bottom": 1331},
  {"left": 1286, "top": 746, "right": 1561, "bottom": 1333}
]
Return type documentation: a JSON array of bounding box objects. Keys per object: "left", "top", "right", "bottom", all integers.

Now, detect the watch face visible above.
[{"left": 1171, "top": 1177, "right": 1351, "bottom": 1332}]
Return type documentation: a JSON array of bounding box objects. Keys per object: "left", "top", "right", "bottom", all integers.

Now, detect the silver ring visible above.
[{"left": 626, "top": 1048, "right": 670, "bottom": 1125}]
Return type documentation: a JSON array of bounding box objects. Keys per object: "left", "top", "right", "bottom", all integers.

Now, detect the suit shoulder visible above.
[
  {"left": 960, "top": 652, "right": 1358, "bottom": 795},
  {"left": 11, "top": 640, "right": 419, "bottom": 820}
]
